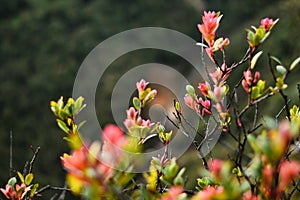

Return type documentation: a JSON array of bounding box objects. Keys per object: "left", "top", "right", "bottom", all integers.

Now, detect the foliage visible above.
[{"left": 1, "top": 2, "right": 300, "bottom": 200}]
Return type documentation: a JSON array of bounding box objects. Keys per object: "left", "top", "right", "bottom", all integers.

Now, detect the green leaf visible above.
[
  {"left": 250, "top": 51, "right": 263, "bottom": 69},
  {"left": 175, "top": 101, "right": 180, "bottom": 112},
  {"left": 17, "top": 171, "right": 25, "bottom": 183},
  {"left": 74, "top": 96, "right": 85, "bottom": 115},
  {"left": 186, "top": 85, "right": 196, "bottom": 98},
  {"left": 25, "top": 173, "right": 34, "bottom": 185},
  {"left": 270, "top": 56, "right": 282, "bottom": 65},
  {"left": 57, "top": 119, "right": 70, "bottom": 134},
  {"left": 251, "top": 86, "right": 260, "bottom": 100},
  {"left": 289, "top": 56, "right": 300, "bottom": 71},
  {"left": 276, "top": 65, "right": 287, "bottom": 76},
  {"left": 213, "top": 37, "right": 224, "bottom": 51},
  {"left": 30, "top": 183, "right": 39, "bottom": 197},
  {"left": 132, "top": 97, "right": 141, "bottom": 110},
  {"left": 57, "top": 96, "right": 64, "bottom": 109},
  {"left": 7, "top": 177, "right": 17, "bottom": 187},
  {"left": 257, "top": 80, "right": 265, "bottom": 91},
  {"left": 173, "top": 168, "right": 185, "bottom": 186}
]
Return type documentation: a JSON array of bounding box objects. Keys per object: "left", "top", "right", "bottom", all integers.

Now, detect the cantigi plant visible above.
[{"left": 2, "top": 10, "right": 300, "bottom": 200}]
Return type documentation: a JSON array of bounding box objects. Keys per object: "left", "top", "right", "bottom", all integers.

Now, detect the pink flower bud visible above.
[
  {"left": 218, "top": 38, "right": 230, "bottom": 50},
  {"left": 184, "top": 95, "right": 197, "bottom": 111},
  {"left": 243, "top": 70, "right": 253, "bottom": 85},
  {"left": 126, "top": 107, "right": 137, "bottom": 121},
  {"left": 261, "top": 18, "right": 274, "bottom": 31},
  {"left": 253, "top": 72, "right": 260, "bottom": 84},
  {"left": 136, "top": 79, "right": 149, "bottom": 92},
  {"left": 141, "top": 119, "right": 151, "bottom": 127},
  {"left": 143, "top": 89, "right": 157, "bottom": 103},
  {"left": 242, "top": 80, "right": 250, "bottom": 93}
]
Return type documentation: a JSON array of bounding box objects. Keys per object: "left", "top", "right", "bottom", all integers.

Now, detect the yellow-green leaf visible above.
[
  {"left": 250, "top": 51, "right": 263, "bottom": 69},
  {"left": 17, "top": 171, "right": 25, "bottom": 183},
  {"left": 25, "top": 173, "right": 34, "bottom": 185},
  {"left": 289, "top": 57, "right": 300, "bottom": 71},
  {"left": 57, "top": 119, "right": 70, "bottom": 134}
]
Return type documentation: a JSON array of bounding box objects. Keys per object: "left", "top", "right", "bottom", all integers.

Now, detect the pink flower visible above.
[
  {"left": 161, "top": 186, "right": 184, "bottom": 200},
  {"left": 209, "top": 68, "right": 225, "bottom": 85},
  {"left": 261, "top": 18, "right": 274, "bottom": 31},
  {"left": 103, "top": 124, "right": 127, "bottom": 147},
  {"left": 126, "top": 107, "right": 137, "bottom": 121},
  {"left": 136, "top": 79, "right": 148, "bottom": 92},
  {"left": 198, "top": 11, "right": 221, "bottom": 46},
  {"left": 184, "top": 95, "right": 197, "bottom": 111},
  {"left": 279, "top": 161, "right": 300, "bottom": 190},
  {"left": 254, "top": 72, "right": 260, "bottom": 84},
  {"left": 242, "top": 80, "right": 250, "bottom": 93},
  {"left": 198, "top": 97, "right": 211, "bottom": 117},
  {"left": 243, "top": 70, "right": 253, "bottom": 85},
  {"left": 61, "top": 147, "right": 89, "bottom": 176},
  {"left": 243, "top": 191, "right": 261, "bottom": 200},
  {"left": 193, "top": 186, "right": 224, "bottom": 200},
  {"left": 208, "top": 159, "right": 223, "bottom": 179},
  {"left": 1, "top": 185, "right": 18, "bottom": 200}
]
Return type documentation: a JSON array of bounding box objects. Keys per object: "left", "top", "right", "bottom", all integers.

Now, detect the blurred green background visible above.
[{"left": 1, "top": 0, "right": 300, "bottom": 198}]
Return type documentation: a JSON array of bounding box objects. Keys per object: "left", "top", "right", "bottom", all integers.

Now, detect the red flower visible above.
[
  {"left": 61, "top": 147, "right": 89, "bottom": 177},
  {"left": 198, "top": 82, "right": 210, "bottom": 97},
  {"left": 261, "top": 18, "right": 274, "bottom": 31}
]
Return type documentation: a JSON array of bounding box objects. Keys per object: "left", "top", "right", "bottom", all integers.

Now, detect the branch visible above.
[
  {"left": 35, "top": 185, "right": 71, "bottom": 196},
  {"left": 9, "top": 130, "right": 13, "bottom": 177},
  {"left": 230, "top": 47, "right": 251, "bottom": 70},
  {"left": 29, "top": 146, "right": 40, "bottom": 174}
]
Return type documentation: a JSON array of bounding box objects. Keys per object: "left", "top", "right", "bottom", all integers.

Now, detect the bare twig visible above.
[
  {"left": 287, "top": 178, "right": 300, "bottom": 199},
  {"left": 297, "top": 83, "right": 300, "bottom": 102},
  {"left": 230, "top": 47, "right": 251, "bottom": 70},
  {"left": 57, "top": 182, "right": 68, "bottom": 200},
  {"left": 29, "top": 146, "right": 40, "bottom": 174},
  {"left": 35, "top": 185, "right": 71, "bottom": 196},
  {"left": 9, "top": 130, "right": 13, "bottom": 177},
  {"left": 50, "top": 194, "right": 58, "bottom": 200}
]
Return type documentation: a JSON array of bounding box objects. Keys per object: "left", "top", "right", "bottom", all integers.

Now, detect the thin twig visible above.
[
  {"left": 287, "top": 178, "right": 300, "bottom": 199},
  {"left": 50, "top": 194, "right": 58, "bottom": 200},
  {"left": 9, "top": 130, "right": 13, "bottom": 177},
  {"left": 29, "top": 146, "right": 40, "bottom": 174},
  {"left": 35, "top": 185, "right": 71, "bottom": 196},
  {"left": 297, "top": 83, "right": 300, "bottom": 102},
  {"left": 57, "top": 182, "right": 68, "bottom": 200}
]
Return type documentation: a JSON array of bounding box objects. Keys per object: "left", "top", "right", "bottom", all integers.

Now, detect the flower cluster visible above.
[
  {"left": 0, "top": 173, "right": 38, "bottom": 200},
  {"left": 124, "top": 79, "right": 156, "bottom": 139},
  {"left": 197, "top": 11, "right": 230, "bottom": 63}
]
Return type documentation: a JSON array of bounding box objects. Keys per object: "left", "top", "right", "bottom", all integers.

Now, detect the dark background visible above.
[{"left": 1, "top": 0, "right": 299, "bottom": 198}]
